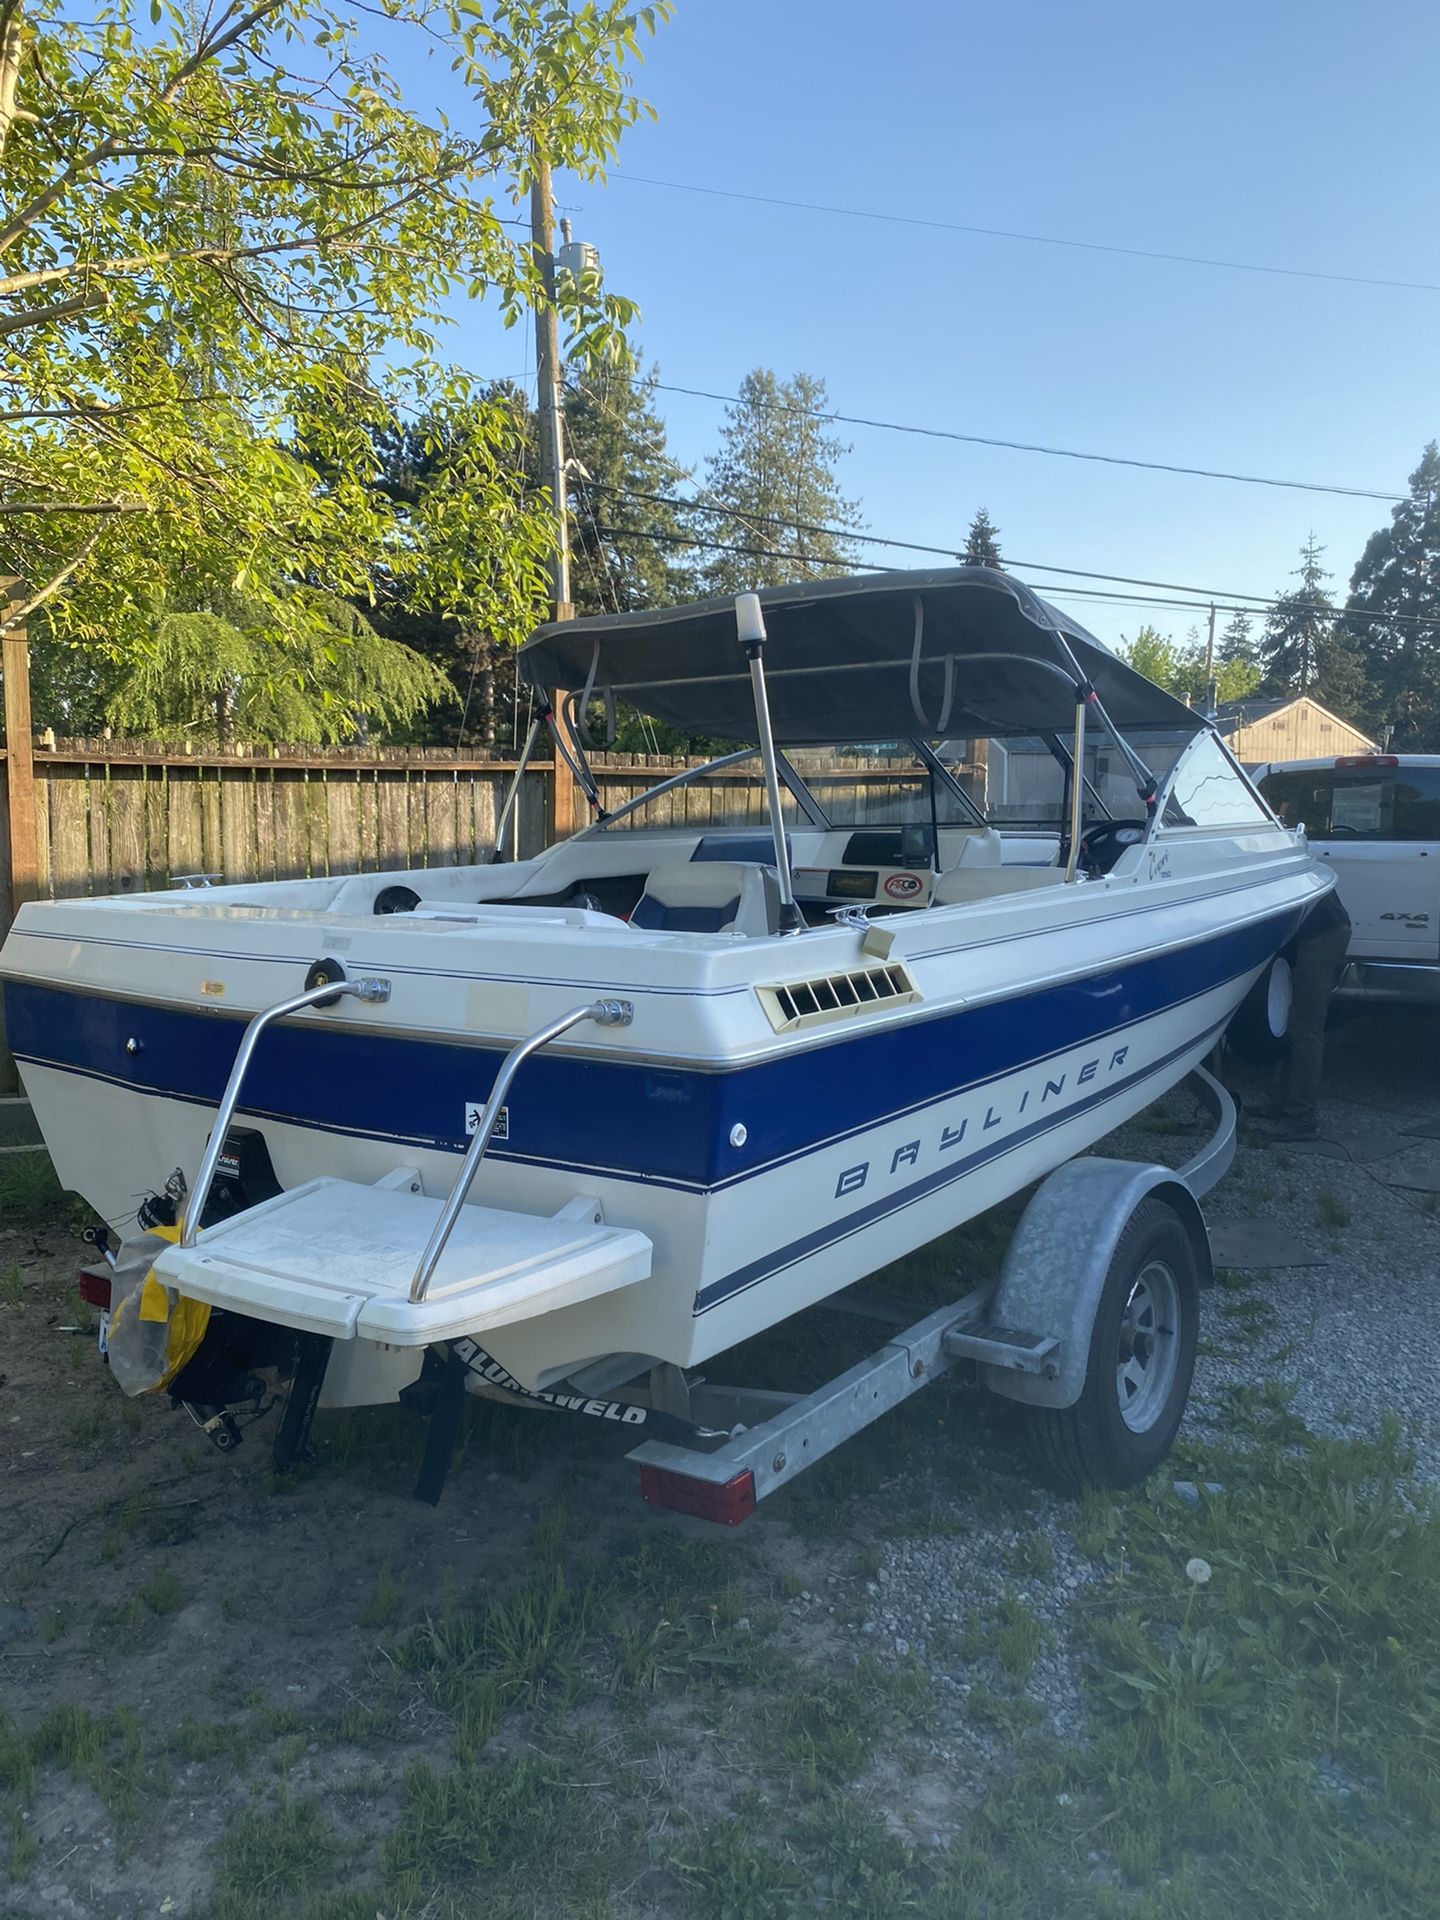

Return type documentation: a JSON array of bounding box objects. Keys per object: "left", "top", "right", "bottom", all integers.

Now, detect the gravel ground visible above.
[{"left": 844, "top": 1003, "right": 1440, "bottom": 1750}]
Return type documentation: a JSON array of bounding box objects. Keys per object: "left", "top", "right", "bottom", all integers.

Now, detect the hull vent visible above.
[{"left": 758, "top": 962, "right": 920, "bottom": 1034}]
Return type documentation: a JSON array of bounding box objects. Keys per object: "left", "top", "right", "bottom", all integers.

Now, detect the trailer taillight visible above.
[
  {"left": 76, "top": 1268, "right": 112, "bottom": 1312},
  {"left": 639, "top": 1463, "right": 757, "bottom": 1526}
]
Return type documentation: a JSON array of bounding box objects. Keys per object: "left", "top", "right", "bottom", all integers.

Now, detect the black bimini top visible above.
[{"left": 519, "top": 566, "right": 1201, "bottom": 745}]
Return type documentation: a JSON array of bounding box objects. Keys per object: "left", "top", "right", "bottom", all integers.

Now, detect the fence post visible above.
[{"left": 2, "top": 581, "right": 37, "bottom": 912}]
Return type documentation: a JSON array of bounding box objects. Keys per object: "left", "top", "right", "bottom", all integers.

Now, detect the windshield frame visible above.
[{"left": 572, "top": 738, "right": 999, "bottom": 842}]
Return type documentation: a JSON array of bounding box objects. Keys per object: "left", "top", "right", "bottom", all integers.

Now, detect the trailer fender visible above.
[{"left": 982, "top": 1158, "right": 1212, "bottom": 1412}]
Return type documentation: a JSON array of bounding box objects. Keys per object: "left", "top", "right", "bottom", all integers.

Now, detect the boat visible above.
[{"left": 0, "top": 568, "right": 1331, "bottom": 1491}]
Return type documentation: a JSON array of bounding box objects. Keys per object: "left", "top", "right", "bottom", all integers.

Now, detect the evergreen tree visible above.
[
  {"left": 565, "top": 361, "right": 698, "bottom": 615},
  {"left": 1261, "top": 536, "right": 1364, "bottom": 714},
  {"left": 106, "top": 587, "right": 448, "bottom": 746},
  {"left": 700, "top": 370, "right": 863, "bottom": 594},
  {"left": 962, "top": 508, "right": 1003, "bottom": 568},
  {"left": 1346, "top": 443, "right": 1440, "bottom": 748},
  {"left": 1218, "top": 610, "right": 1259, "bottom": 668}
]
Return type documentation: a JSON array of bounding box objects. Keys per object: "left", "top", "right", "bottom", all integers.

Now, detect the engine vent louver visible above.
[{"left": 758, "top": 962, "right": 920, "bottom": 1034}]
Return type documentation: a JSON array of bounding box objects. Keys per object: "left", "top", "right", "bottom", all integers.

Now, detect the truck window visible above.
[{"left": 1259, "top": 766, "right": 1440, "bottom": 840}]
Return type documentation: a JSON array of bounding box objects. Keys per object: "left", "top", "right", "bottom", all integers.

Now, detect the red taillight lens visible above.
[
  {"left": 76, "top": 1268, "right": 112, "bottom": 1311},
  {"left": 1334, "top": 754, "right": 1398, "bottom": 769},
  {"left": 639, "top": 1464, "right": 757, "bottom": 1526}
]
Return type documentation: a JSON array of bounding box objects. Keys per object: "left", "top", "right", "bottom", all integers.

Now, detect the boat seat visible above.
[
  {"left": 948, "top": 826, "right": 1004, "bottom": 868},
  {"left": 631, "top": 860, "right": 780, "bottom": 936},
  {"left": 932, "top": 865, "right": 1070, "bottom": 906}
]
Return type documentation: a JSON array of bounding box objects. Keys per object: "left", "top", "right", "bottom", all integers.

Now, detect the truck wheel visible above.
[
  {"left": 1225, "top": 955, "right": 1292, "bottom": 1065},
  {"left": 1029, "top": 1197, "right": 1199, "bottom": 1490}
]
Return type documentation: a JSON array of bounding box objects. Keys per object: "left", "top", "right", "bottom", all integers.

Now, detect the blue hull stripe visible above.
[
  {"left": 0, "top": 903, "right": 1297, "bottom": 1194},
  {"left": 693, "top": 1015, "right": 1225, "bottom": 1315}
]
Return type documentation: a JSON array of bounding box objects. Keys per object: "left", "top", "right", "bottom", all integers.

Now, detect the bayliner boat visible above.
[{"left": 0, "top": 569, "right": 1331, "bottom": 1501}]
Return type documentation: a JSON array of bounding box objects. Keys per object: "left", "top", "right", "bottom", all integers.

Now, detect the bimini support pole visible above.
[
  {"left": 489, "top": 715, "right": 544, "bottom": 862},
  {"left": 1064, "top": 690, "right": 1086, "bottom": 884},
  {"left": 735, "top": 593, "right": 805, "bottom": 935}
]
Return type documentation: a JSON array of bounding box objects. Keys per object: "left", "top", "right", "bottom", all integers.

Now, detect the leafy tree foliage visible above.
[
  {"left": 0, "top": 0, "right": 669, "bottom": 720},
  {"left": 1120, "top": 624, "right": 1259, "bottom": 705},
  {"left": 962, "top": 507, "right": 1003, "bottom": 568},
  {"left": 699, "top": 369, "right": 862, "bottom": 595},
  {"left": 1346, "top": 443, "right": 1440, "bottom": 748},
  {"left": 1260, "top": 536, "right": 1364, "bottom": 713},
  {"left": 361, "top": 386, "right": 540, "bottom": 749}
]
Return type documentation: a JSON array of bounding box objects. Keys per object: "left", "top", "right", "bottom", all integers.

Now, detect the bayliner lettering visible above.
[{"left": 833, "top": 1045, "right": 1132, "bottom": 1199}]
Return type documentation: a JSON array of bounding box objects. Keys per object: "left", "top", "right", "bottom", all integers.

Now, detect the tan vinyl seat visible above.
[
  {"left": 931, "top": 865, "right": 1070, "bottom": 906},
  {"left": 631, "top": 860, "right": 780, "bottom": 937}
]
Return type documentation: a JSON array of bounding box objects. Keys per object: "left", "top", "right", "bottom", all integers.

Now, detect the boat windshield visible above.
[
  {"left": 578, "top": 736, "right": 1152, "bottom": 839},
  {"left": 580, "top": 743, "right": 993, "bottom": 837}
]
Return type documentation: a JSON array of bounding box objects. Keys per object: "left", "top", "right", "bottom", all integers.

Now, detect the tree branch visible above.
[
  {"left": 0, "top": 499, "right": 149, "bottom": 514},
  {"left": 0, "top": 0, "right": 288, "bottom": 256},
  {"left": 0, "top": 0, "right": 25, "bottom": 159},
  {"left": 0, "top": 526, "right": 102, "bottom": 632},
  {"left": 0, "top": 287, "right": 104, "bottom": 335}
]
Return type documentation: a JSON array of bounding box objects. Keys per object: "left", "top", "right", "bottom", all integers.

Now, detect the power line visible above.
[
  {"left": 639, "top": 377, "right": 1406, "bottom": 504},
  {"left": 588, "top": 480, "right": 1286, "bottom": 608},
  {"left": 611, "top": 172, "right": 1440, "bottom": 298},
  {"left": 585, "top": 510, "right": 1435, "bottom": 630}
]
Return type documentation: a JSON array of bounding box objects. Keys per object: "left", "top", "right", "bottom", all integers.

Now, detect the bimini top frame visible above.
[
  {"left": 517, "top": 567, "right": 1197, "bottom": 889},
  {"left": 518, "top": 566, "right": 1202, "bottom": 748}
]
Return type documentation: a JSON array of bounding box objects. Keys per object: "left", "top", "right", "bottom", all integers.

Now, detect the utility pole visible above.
[
  {"left": 530, "top": 150, "right": 576, "bottom": 840},
  {"left": 530, "top": 153, "right": 571, "bottom": 619},
  {"left": 1204, "top": 603, "right": 1218, "bottom": 717}
]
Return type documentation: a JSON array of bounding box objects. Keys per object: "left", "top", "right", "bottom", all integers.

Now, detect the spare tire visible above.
[{"left": 1225, "top": 954, "right": 1292, "bottom": 1065}]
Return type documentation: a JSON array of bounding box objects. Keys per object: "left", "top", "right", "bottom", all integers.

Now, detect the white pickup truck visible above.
[{"left": 1256, "top": 753, "right": 1440, "bottom": 1007}]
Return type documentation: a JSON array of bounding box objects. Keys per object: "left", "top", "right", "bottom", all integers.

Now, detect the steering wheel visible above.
[{"left": 1076, "top": 820, "right": 1149, "bottom": 876}]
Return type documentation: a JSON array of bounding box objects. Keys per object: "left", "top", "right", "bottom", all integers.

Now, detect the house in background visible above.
[
  {"left": 1208, "top": 694, "right": 1378, "bottom": 770},
  {"left": 977, "top": 695, "right": 1378, "bottom": 823}
]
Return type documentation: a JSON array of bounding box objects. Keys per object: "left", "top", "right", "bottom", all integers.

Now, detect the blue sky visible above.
[{"left": 403, "top": 0, "right": 1440, "bottom": 651}]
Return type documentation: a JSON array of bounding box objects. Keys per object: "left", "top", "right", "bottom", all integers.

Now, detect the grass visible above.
[
  {"left": 11, "top": 1195, "right": 1440, "bottom": 1917},
  {"left": 358, "top": 1559, "right": 401, "bottom": 1629},
  {"left": 1317, "top": 1187, "right": 1353, "bottom": 1230},
  {"left": 0, "top": 1260, "right": 22, "bottom": 1306},
  {"left": 0, "top": 1149, "right": 64, "bottom": 1225},
  {"left": 140, "top": 1563, "right": 183, "bottom": 1615}
]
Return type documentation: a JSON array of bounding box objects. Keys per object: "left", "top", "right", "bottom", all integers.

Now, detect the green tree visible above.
[
  {"left": 0, "top": 0, "right": 670, "bottom": 706},
  {"left": 961, "top": 507, "right": 1003, "bottom": 568},
  {"left": 699, "top": 369, "right": 863, "bottom": 595},
  {"left": 105, "top": 586, "right": 448, "bottom": 745},
  {"left": 1218, "top": 609, "right": 1259, "bottom": 668},
  {"left": 1346, "top": 443, "right": 1440, "bottom": 748},
  {"left": 566, "top": 359, "right": 697, "bottom": 616},
  {"left": 1260, "top": 535, "right": 1364, "bottom": 712},
  {"left": 362, "top": 385, "right": 541, "bottom": 749},
  {"left": 1120, "top": 623, "right": 1259, "bottom": 705}
]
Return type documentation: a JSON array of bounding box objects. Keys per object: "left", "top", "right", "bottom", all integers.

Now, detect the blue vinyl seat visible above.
[{"left": 631, "top": 860, "right": 780, "bottom": 937}]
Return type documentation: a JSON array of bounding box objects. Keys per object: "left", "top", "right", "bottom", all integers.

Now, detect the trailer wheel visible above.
[
  {"left": 1029, "top": 1196, "right": 1199, "bottom": 1490},
  {"left": 1225, "top": 955, "right": 1292, "bottom": 1065}
]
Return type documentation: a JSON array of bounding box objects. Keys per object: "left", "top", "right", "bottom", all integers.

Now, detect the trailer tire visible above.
[
  {"left": 1028, "top": 1196, "right": 1199, "bottom": 1490},
  {"left": 1225, "top": 955, "right": 1292, "bottom": 1065}
]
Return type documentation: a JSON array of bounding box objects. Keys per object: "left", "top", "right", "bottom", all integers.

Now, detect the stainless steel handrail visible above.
[
  {"left": 408, "top": 997, "right": 634, "bottom": 1304},
  {"left": 181, "top": 975, "right": 392, "bottom": 1248}
]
